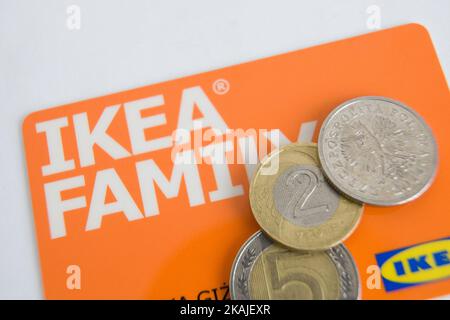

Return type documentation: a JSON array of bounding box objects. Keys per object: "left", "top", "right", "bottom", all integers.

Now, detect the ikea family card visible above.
[{"left": 23, "top": 24, "right": 450, "bottom": 299}]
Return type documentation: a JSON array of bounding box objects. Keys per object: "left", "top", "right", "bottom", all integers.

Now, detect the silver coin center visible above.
[{"left": 272, "top": 165, "right": 339, "bottom": 227}]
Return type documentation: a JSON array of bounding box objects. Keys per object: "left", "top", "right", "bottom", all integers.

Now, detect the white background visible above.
[{"left": 0, "top": 0, "right": 449, "bottom": 299}]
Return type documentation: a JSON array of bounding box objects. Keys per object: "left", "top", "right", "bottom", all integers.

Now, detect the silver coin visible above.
[
  {"left": 318, "top": 96, "right": 438, "bottom": 206},
  {"left": 229, "top": 231, "right": 360, "bottom": 300}
]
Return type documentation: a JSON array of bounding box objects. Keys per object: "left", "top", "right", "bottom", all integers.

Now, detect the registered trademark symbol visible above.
[{"left": 213, "top": 79, "right": 230, "bottom": 95}]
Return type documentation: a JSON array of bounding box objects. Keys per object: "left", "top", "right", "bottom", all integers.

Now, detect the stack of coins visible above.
[{"left": 230, "top": 96, "right": 438, "bottom": 300}]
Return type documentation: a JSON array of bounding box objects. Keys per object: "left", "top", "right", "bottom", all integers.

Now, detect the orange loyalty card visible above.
[{"left": 23, "top": 24, "right": 450, "bottom": 299}]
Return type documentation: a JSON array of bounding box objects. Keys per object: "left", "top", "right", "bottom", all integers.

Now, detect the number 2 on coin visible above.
[{"left": 285, "top": 169, "right": 329, "bottom": 218}]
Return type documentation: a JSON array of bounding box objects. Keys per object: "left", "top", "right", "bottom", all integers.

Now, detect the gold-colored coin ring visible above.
[{"left": 249, "top": 143, "right": 363, "bottom": 250}]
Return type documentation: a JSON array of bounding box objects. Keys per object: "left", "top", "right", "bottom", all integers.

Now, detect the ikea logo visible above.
[{"left": 375, "top": 237, "right": 450, "bottom": 292}]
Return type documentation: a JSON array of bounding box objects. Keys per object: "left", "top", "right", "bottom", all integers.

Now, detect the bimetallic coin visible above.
[
  {"left": 318, "top": 96, "right": 438, "bottom": 206},
  {"left": 230, "top": 231, "right": 359, "bottom": 300},
  {"left": 249, "top": 143, "right": 362, "bottom": 250}
]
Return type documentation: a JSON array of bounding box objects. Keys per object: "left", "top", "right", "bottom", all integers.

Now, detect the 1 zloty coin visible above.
[{"left": 318, "top": 96, "right": 438, "bottom": 206}]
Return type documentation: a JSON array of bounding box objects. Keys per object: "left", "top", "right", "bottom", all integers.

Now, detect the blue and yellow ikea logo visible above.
[{"left": 375, "top": 237, "right": 450, "bottom": 292}]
